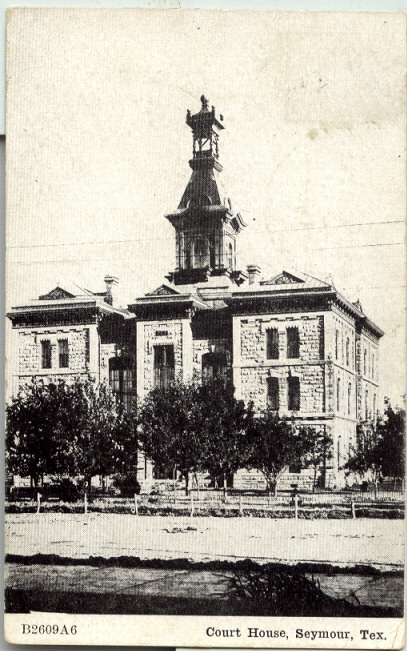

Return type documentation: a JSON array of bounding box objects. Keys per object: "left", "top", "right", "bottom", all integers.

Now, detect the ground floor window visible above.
[{"left": 109, "top": 357, "right": 133, "bottom": 410}]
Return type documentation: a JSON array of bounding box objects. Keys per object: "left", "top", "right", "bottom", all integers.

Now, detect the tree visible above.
[
  {"left": 376, "top": 399, "right": 405, "bottom": 481},
  {"left": 246, "top": 410, "right": 312, "bottom": 496},
  {"left": 65, "top": 379, "right": 122, "bottom": 497},
  {"left": 137, "top": 379, "right": 252, "bottom": 495},
  {"left": 138, "top": 380, "right": 205, "bottom": 495},
  {"left": 197, "top": 380, "right": 253, "bottom": 495},
  {"left": 6, "top": 380, "right": 65, "bottom": 487},
  {"left": 303, "top": 426, "right": 333, "bottom": 492},
  {"left": 344, "top": 419, "right": 381, "bottom": 483},
  {"left": 6, "top": 378, "right": 137, "bottom": 498}
]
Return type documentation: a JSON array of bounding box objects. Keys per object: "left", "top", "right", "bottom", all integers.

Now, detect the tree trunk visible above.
[
  {"left": 87, "top": 476, "right": 92, "bottom": 503},
  {"left": 193, "top": 472, "right": 200, "bottom": 499},
  {"left": 313, "top": 466, "right": 317, "bottom": 493},
  {"left": 273, "top": 479, "right": 278, "bottom": 497},
  {"left": 223, "top": 473, "right": 228, "bottom": 499},
  {"left": 184, "top": 472, "right": 189, "bottom": 496}
]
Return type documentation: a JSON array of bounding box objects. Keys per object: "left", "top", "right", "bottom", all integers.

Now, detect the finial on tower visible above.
[{"left": 200, "top": 94, "right": 209, "bottom": 111}]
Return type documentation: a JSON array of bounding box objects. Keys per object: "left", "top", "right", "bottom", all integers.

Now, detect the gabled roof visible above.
[
  {"left": 260, "top": 269, "right": 331, "bottom": 290},
  {"left": 146, "top": 283, "right": 180, "bottom": 297},
  {"left": 8, "top": 281, "right": 131, "bottom": 324},
  {"left": 39, "top": 286, "right": 76, "bottom": 300}
]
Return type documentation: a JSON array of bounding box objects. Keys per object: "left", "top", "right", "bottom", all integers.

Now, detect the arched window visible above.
[
  {"left": 336, "top": 378, "right": 341, "bottom": 412},
  {"left": 109, "top": 357, "right": 133, "bottom": 411},
  {"left": 202, "top": 352, "right": 228, "bottom": 384},
  {"left": 345, "top": 337, "right": 350, "bottom": 366},
  {"left": 347, "top": 382, "right": 352, "bottom": 415},
  {"left": 227, "top": 242, "right": 233, "bottom": 270},
  {"left": 193, "top": 238, "right": 209, "bottom": 268}
]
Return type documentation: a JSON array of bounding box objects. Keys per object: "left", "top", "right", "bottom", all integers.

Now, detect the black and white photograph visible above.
[{"left": 4, "top": 8, "right": 406, "bottom": 647}]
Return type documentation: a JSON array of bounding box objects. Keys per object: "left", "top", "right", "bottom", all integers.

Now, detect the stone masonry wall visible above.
[
  {"left": 238, "top": 314, "right": 325, "bottom": 413},
  {"left": 17, "top": 326, "right": 91, "bottom": 382},
  {"left": 142, "top": 320, "right": 184, "bottom": 394},
  {"left": 239, "top": 314, "right": 324, "bottom": 365}
]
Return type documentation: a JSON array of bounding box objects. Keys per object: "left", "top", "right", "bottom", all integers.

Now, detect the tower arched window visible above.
[
  {"left": 336, "top": 378, "right": 341, "bottom": 412},
  {"left": 192, "top": 238, "right": 209, "bottom": 269},
  {"left": 227, "top": 242, "right": 233, "bottom": 270}
]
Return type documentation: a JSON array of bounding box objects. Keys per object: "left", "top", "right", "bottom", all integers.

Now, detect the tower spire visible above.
[{"left": 165, "top": 97, "right": 247, "bottom": 287}]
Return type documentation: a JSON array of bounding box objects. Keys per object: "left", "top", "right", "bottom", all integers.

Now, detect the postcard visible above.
[{"left": 4, "top": 8, "right": 406, "bottom": 648}]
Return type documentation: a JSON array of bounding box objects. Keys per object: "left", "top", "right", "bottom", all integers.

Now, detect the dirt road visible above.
[{"left": 5, "top": 514, "right": 404, "bottom": 570}]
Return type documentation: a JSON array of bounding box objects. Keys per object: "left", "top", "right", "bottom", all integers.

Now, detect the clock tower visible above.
[{"left": 165, "top": 96, "right": 247, "bottom": 286}]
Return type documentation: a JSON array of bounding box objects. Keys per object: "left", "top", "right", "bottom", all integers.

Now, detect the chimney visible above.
[
  {"left": 246, "top": 264, "right": 261, "bottom": 285},
  {"left": 104, "top": 275, "right": 119, "bottom": 306}
]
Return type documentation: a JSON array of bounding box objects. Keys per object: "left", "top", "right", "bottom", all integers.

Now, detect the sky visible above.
[{"left": 6, "top": 8, "right": 406, "bottom": 405}]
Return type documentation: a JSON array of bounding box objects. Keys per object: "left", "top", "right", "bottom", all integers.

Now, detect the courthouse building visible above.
[{"left": 8, "top": 96, "right": 383, "bottom": 489}]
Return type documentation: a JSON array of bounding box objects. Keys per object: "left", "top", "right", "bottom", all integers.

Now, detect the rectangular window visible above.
[
  {"left": 335, "top": 329, "right": 339, "bottom": 360},
  {"left": 58, "top": 339, "right": 69, "bottom": 368},
  {"left": 266, "top": 328, "right": 279, "bottom": 359},
  {"left": 85, "top": 329, "right": 90, "bottom": 364},
  {"left": 287, "top": 376, "right": 300, "bottom": 411},
  {"left": 41, "top": 340, "right": 51, "bottom": 369},
  {"left": 154, "top": 345, "right": 175, "bottom": 390},
  {"left": 267, "top": 377, "right": 279, "bottom": 410},
  {"left": 287, "top": 326, "right": 300, "bottom": 359}
]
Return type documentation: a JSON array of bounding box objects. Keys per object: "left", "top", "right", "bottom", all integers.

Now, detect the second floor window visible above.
[
  {"left": 287, "top": 326, "right": 300, "bottom": 359},
  {"left": 364, "top": 349, "right": 367, "bottom": 376},
  {"left": 287, "top": 376, "right": 300, "bottom": 411},
  {"left": 336, "top": 378, "right": 341, "bottom": 412},
  {"left": 58, "top": 339, "right": 69, "bottom": 368},
  {"left": 154, "top": 344, "right": 175, "bottom": 390},
  {"left": 335, "top": 329, "right": 339, "bottom": 360},
  {"left": 346, "top": 337, "right": 350, "bottom": 366},
  {"left": 41, "top": 340, "right": 51, "bottom": 369},
  {"left": 347, "top": 382, "right": 352, "bottom": 416},
  {"left": 267, "top": 376, "right": 279, "bottom": 410},
  {"left": 266, "top": 328, "right": 279, "bottom": 359}
]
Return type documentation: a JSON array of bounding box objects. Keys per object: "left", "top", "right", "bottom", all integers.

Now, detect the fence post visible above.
[
  {"left": 190, "top": 492, "right": 194, "bottom": 518},
  {"left": 84, "top": 492, "right": 88, "bottom": 514},
  {"left": 134, "top": 493, "right": 138, "bottom": 516},
  {"left": 294, "top": 494, "right": 299, "bottom": 520},
  {"left": 36, "top": 492, "right": 41, "bottom": 514},
  {"left": 351, "top": 497, "right": 356, "bottom": 519}
]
